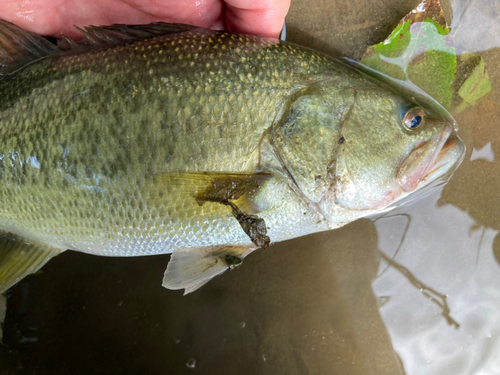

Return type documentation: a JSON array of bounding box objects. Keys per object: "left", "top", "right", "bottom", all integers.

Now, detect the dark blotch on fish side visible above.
[
  {"left": 224, "top": 254, "right": 243, "bottom": 269},
  {"left": 225, "top": 201, "right": 270, "bottom": 249},
  {"left": 195, "top": 173, "right": 271, "bottom": 208},
  {"left": 193, "top": 174, "right": 271, "bottom": 248}
]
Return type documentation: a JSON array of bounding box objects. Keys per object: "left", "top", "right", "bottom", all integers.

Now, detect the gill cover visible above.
[{"left": 270, "top": 82, "right": 349, "bottom": 204}]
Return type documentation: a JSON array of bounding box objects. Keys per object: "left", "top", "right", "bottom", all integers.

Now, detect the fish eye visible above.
[{"left": 402, "top": 107, "right": 425, "bottom": 130}]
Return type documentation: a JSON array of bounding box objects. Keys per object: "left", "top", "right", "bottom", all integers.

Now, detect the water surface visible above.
[{"left": 1, "top": 0, "right": 499, "bottom": 374}]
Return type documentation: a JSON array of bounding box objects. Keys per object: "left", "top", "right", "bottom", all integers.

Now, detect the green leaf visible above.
[
  {"left": 360, "top": 0, "right": 492, "bottom": 112},
  {"left": 372, "top": 21, "right": 411, "bottom": 58},
  {"left": 455, "top": 53, "right": 492, "bottom": 112},
  {"left": 360, "top": 21, "right": 410, "bottom": 81},
  {"left": 407, "top": 49, "right": 456, "bottom": 108},
  {"left": 361, "top": 16, "right": 456, "bottom": 108}
]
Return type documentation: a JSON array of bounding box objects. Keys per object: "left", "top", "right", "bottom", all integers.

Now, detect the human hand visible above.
[{"left": 0, "top": 0, "right": 290, "bottom": 39}]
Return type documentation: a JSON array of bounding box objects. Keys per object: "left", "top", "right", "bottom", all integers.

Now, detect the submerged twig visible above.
[
  {"left": 379, "top": 250, "right": 460, "bottom": 329},
  {"left": 374, "top": 213, "right": 412, "bottom": 277}
]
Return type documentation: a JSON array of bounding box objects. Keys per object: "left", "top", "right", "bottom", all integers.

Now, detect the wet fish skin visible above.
[
  {"left": 0, "top": 26, "right": 327, "bottom": 254},
  {"left": 0, "top": 22, "right": 463, "bottom": 293}
]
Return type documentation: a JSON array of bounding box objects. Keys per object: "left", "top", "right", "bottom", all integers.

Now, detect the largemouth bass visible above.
[{"left": 0, "top": 21, "right": 463, "bottom": 294}]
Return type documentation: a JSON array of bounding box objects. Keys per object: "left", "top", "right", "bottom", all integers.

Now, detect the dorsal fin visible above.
[
  {"left": 0, "top": 19, "right": 59, "bottom": 77},
  {"left": 60, "top": 22, "right": 198, "bottom": 49},
  {"left": 0, "top": 20, "right": 198, "bottom": 75}
]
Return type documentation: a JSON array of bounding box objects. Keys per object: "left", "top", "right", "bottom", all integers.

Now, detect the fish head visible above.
[
  {"left": 270, "top": 77, "right": 464, "bottom": 223},
  {"left": 331, "top": 89, "right": 464, "bottom": 213}
]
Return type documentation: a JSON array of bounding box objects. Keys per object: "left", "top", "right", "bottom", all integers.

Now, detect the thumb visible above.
[{"left": 224, "top": 0, "right": 290, "bottom": 38}]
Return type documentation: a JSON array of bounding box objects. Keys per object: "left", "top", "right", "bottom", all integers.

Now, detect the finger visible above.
[
  {"left": 120, "top": 0, "right": 224, "bottom": 28},
  {"left": 224, "top": 0, "right": 290, "bottom": 38},
  {"left": 0, "top": 0, "right": 165, "bottom": 39},
  {"left": 0, "top": 0, "right": 224, "bottom": 39}
]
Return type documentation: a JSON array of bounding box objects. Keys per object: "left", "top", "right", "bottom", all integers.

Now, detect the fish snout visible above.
[{"left": 396, "top": 122, "right": 463, "bottom": 192}]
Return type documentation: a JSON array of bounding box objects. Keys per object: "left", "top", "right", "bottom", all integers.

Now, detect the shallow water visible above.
[{"left": 0, "top": 0, "right": 499, "bottom": 374}]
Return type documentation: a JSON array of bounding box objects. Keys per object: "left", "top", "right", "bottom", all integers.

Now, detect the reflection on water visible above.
[
  {"left": 371, "top": 0, "right": 500, "bottom": 373},
  {"left": 470, "top": 143, "right": 494, "bottom": 162},
  {"left": 450, "top": 0, "right": 500, "bottom": 54},
  {"left": 1, "top": 0, "right": 500, "bottom": 374},
  {"left": 374, "top": 196, "right": 500, "bottom": 374}
]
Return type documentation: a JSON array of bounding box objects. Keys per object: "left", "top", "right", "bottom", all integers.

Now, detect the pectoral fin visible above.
[
  {"left": 0, "top": 232, "right": 63, "bottom": 293},
  {"left": 146, "top": 172, "right": 272, "bottom": 219},
  {"left": 163, "top": 245, "right": 256, "bottom": 295}
]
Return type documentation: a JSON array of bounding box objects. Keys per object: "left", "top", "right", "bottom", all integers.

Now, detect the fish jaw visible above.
[
  {"left": 415, "top": 135, "right": 464, "bottom": 188},
  {"left": 329, "top": 121, "right": 464, "bottom": 218},
  {"left": 396, "top": 122, "right": 462, "bottom": 193}
]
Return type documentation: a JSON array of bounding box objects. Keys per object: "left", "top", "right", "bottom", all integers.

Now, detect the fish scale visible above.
[
  {"left": 0, "top": 27, "right": 325, "bottom": 252},
  {"left": 0, "top": 21, "right": 463, "bottom": 293}
]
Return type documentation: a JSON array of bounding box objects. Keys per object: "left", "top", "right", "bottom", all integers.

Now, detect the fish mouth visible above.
[
  {"left": 419, "top": 134, "right": 464, "bottom": 186},
  {"left": 397, "top": 123, "right": 464, "bottom": 192}
]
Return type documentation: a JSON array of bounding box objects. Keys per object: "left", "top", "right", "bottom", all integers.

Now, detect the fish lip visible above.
[
  {"left": 421, "top": 123, "right": 453, "bottom": 177},
  {"left": 397, "top": 121, "right": 461, "bottom": 192},
  {"left": 419, "top": 132, "right": 465, "bottom": 185}
]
